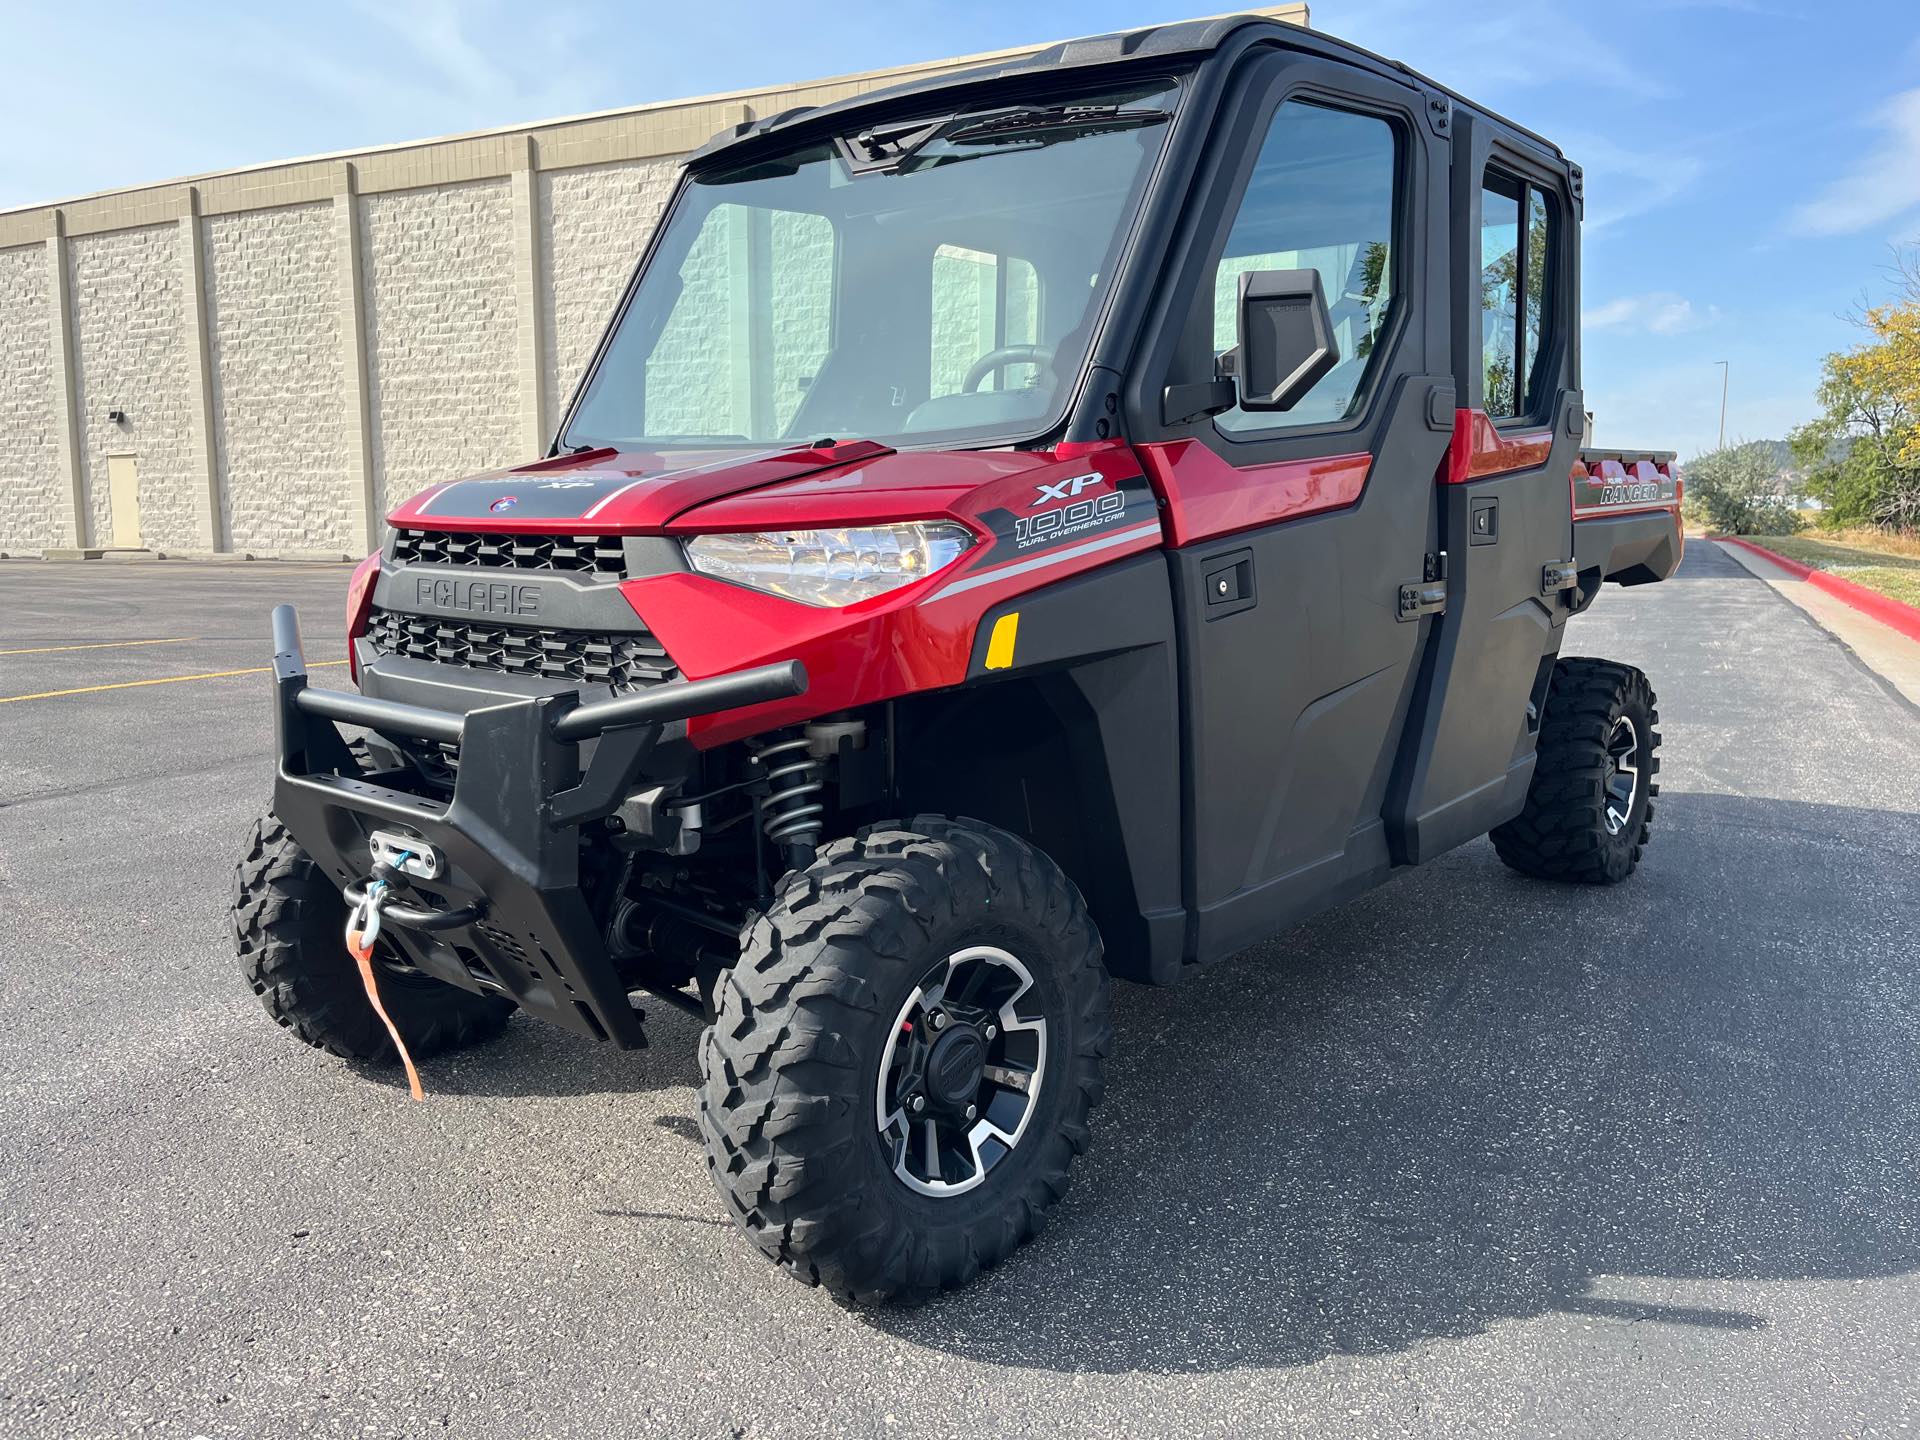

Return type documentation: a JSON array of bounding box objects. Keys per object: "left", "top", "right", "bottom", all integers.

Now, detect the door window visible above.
[
  {"left": 1479, "top": 174, "right": 1556, "bottom": 419},
  {"left": 1212, "top": 101, "right": 1401, "bottom": 433}
]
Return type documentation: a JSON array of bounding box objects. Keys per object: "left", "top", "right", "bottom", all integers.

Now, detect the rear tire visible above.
[
  {"left": 1491, "top": 657, "right": 1660, "bottom": 884},
  {"left": 696, "top": 817, "right": 1111, "bottom": 1304},
  {"left": 232, "top": 813, "right": 513, "bottom": 1062}
]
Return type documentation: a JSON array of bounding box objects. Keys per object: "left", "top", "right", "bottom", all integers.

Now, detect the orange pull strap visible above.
[{"left": 348, "top": 932, "right": 425, "bottom": 1102}]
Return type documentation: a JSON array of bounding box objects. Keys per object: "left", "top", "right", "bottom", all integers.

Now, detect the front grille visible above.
[
  {"left": 365, "top": 608, "right": 676, "bottom": 691},
  {"left": 392, "top": 529, "right": 626, "bottom": 581}
]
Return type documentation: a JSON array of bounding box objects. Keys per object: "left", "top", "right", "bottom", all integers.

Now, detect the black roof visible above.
[{"left": 688, "top": 14, "right": 1567, "bottom": 169}]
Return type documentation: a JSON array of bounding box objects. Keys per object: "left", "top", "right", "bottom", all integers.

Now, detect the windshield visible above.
[{"left": 563, "top": 80, "right": 1180, "bottom": 453}]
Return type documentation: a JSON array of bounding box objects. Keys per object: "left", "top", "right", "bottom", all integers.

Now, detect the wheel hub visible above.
[
  {"left": 875, "top": 945, "right": 1048, "bottom": 1197},
  {"left": 925, "top": 1026, "right": 988, "bottom": 1111},
  {"left": 1604, "top": 715, "right": 1641, "bottom": 836}
]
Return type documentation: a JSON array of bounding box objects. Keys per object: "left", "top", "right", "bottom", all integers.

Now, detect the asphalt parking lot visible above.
[{"left": 2, "top": 544, "right": 1918, "bottom": 1439}]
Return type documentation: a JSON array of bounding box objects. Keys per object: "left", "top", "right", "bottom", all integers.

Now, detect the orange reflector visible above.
[{"left": 984, "top": 612, "right": 1019, "bottom": 670}]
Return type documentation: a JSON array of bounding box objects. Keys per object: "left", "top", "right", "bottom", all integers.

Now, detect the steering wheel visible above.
[{"left": 962, "top": 344, "right": 1057, "bottom": 394}]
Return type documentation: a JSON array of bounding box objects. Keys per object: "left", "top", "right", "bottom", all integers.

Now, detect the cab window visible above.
[
  {"left": 1479, "top": 174, "right": 1556, "bottom": 419},
  {"left": 1211, "top": 101, "right": 1401, "bottom": 433}
]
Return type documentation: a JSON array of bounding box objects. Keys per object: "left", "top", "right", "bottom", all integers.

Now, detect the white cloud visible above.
[
  {"left": 1585, "top": 292, "right": 1721, "bottom": 337},
  {"left": 1787, "top": 87, "right": 1920, "bottom": 236}
]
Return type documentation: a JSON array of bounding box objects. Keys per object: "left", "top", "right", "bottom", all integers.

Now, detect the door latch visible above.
[
  {"left": 1541, "top": 560, "right": 1579, "bottom": 598},
  {"left": 1397, "top": 551, "right": 1448, "bottom": 621}
]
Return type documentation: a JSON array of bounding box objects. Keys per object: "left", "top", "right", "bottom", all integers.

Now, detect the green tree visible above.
[
  {"left": 1789, "top": 361, "right": 1920, "bottom": 531},
  {"left": 1479, "top": 203, "right": 1549, "bottom": 414},
  {"left": 1682, "top": 441, "right": 1802, "bottom": 536},
  {"left": 1788, "top": 243, "right": 1920, "bottom": 533},
  {"left": 1354, "top": 241, "right": 1389, "bottom": 360}
]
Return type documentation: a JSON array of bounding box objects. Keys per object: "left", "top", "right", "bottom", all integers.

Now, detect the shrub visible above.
[{"left": 1681, "top": 441, "right": 1803, "bottom": 536}]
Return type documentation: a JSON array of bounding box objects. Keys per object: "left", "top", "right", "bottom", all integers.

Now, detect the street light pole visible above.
[{"left": 1715, "top": 360, "right": 1729, "bottom": 451}]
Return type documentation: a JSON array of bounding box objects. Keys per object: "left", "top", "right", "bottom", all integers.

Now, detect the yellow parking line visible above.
[
  {"left": 0, "top": 660, "right": 347, "bottom": 705},
  {"left": 0, "top": 637, "right": 197, "bottom": 656}
]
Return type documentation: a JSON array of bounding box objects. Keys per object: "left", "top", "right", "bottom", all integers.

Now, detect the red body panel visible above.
[
  {"left": 658, "top": 446, "right": 1163, "bottom": 745},
  {"left": 1133, "top": 439, "right": 1372, "bottom": 547},
  {"left": 344, "top": 552, "right": 381, "bottom": 682},
  {"left": 1444, "top": 409, "right": 1555, "bottom": 484},
  {"left": 385, "top": 443, "right": 1165, "bottom": 747},
  {"left": 663, "top": 448, "right": 1053, "bottom": 531}
]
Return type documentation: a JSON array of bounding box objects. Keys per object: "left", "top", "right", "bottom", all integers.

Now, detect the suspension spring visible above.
[{"left": 751, "top": 734, "right": 826, "bottom": 851}]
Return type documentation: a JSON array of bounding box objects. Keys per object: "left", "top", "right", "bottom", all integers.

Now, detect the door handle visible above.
[{"left": 1201, "top": 550, "right": 1256, "bottom": 620}]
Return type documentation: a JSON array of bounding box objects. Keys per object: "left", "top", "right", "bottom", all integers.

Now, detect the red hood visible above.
[
  {"left": 383, "top": 440, "right": 1098, "bottom": 534},
  {"left": 385, "top": 440, "right": 896, "bottom": 533}
]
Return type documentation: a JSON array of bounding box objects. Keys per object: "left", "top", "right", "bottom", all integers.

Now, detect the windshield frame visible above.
[{"left": 556, "top": 70, "right": 1192, "bottom": 458}]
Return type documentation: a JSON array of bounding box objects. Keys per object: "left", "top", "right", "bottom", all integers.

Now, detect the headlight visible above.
[{"left": 683, "top": 523, "right": 975, "bottom": 607}]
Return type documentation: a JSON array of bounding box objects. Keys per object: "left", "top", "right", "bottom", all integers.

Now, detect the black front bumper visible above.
[{"left": 269, "top": 604, "right": 804, "bottom": 1048}]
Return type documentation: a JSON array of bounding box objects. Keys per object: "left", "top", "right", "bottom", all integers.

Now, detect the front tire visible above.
[
  {"left": 232, "top": 813, "right": 513, "bottom": 1062},
  {"left": 1491, "top": 657, "right": 1660, "bottom": 884},
  {"left": 696, "top": 817, "right": 1111, "bottom": 1304}
]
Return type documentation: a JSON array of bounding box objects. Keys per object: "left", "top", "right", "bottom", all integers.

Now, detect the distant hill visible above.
[{"left": 1679, "top": 439, "right": 1792, "bottom": 469}]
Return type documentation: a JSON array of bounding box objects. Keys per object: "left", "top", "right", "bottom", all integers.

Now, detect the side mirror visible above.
[{"left": 1229, "top": 268, "right": 1338, "bottom": 412}]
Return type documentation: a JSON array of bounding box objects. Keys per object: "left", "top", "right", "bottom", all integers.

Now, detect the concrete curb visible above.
[{"left": 1720, "top": 536, "right": 1920, "bottom": 645}]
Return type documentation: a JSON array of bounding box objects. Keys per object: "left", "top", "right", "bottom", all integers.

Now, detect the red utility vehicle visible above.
[{"left": 238, "top": 14, "right": 1682, "bottom": 1302}]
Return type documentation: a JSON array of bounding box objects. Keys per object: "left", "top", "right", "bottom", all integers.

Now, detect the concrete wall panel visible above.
[
  {"left": 537, "top": 158, "right": 678, "bottom": 432},
  {"left": 67, "top": 224, "right": 198, "bottom": 551},
  {"left": 0, "top": 244, "right": 60, "bottom": 555},
  {"left": 360, "top": 179, "right": 519, "bottom": 516},
  {"left": 204, "top": 203, "right": 352, "bottom": 555}
]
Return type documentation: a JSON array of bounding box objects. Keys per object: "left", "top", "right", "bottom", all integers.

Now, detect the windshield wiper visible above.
[
  {"left": 944, "top": 104, "right": 1168, "bottom": 145},
  {"left": 838, "top": 103, "right": 1167, "bottom": 177}
]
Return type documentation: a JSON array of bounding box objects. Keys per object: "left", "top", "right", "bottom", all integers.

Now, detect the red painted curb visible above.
[{"left": 1721, "top": 536, "right": 1920, "bottom": 645}]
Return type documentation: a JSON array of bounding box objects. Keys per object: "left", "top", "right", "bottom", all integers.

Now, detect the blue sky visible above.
[{"left": 3, "top": 0, "right": 1918, "bottom": 459}]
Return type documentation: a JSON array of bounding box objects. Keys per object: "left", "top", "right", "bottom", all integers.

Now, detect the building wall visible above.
[
  {"left": 0, "top": 244, "right": 60, "bottom": 555},
  {"left": 361, "top": 180, "right": 520, "bottom": 518},
  {"left": 204, "top": 202, "right": 351, "bottom": 555},
  {"left": 0, "top": 6, "right": 1308, "bottom": 558},
  {"left": 67, "top": 224, "right": 198, "bottom": 552},
  {"left": 538, "top": 158, "right": 678, "bottom": 430}
]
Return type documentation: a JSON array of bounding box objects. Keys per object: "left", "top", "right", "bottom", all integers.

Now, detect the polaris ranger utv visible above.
[{"left": 237, "top": 13, "right": 1683, "bottom": 1302}]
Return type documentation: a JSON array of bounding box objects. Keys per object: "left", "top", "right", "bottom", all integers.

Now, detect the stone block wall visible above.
[
  {"left": 68, "top": 224, "right": 198, "bottom": 551},
  {"left": 0, "top": 244, "right": 60, "bottom": 554},
  {"left": 204, "top": 202, "right": 351, "bottom": 555},
  {"left": 538, "top": 158, "right": 679, "bottom": 431},
  {"left": 361, "top": 180, "right": 519, "bottom": 518}
]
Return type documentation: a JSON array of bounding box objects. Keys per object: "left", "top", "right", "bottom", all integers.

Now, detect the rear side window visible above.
[
  {"left": 1479, "top": 174, "right": 1556, "bottom": 419},
  {"left": 1211, "top": 101, "right": 1401, "bottom": 433}
]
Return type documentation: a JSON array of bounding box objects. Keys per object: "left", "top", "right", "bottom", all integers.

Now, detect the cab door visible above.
[
  {"left": 1386, "top": 116, "right": 1586, "bottom": 862},
  {"left": 1126, "top": 53, "right": 1457, "bottom": 963}
]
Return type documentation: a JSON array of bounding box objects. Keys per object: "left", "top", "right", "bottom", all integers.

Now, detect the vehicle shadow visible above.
[
  {"left": 861, "top": 790, "right": 1920, "bottom": 1374},
  {"left": 368, "top": 1003, "right": 705, "bottom": 1099}
]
